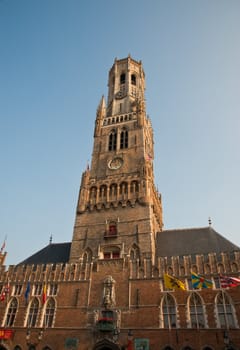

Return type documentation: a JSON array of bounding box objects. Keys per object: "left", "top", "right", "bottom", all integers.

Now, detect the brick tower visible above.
[{"left": 69, "top": 56, "right": 163, "bottom": 264}]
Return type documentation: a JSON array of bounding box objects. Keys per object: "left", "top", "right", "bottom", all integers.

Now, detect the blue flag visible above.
[
  {"left": 191, "top": 272, "right": 213, "bottom": 289},
  {"left": 24, "top": 282, "right": 30, "bottom": 302}
]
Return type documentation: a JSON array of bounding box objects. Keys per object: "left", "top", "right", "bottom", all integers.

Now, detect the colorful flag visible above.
[
  {"left": 220, "top": 275, "right": 240, "bottom": 288},
  {"left": 24, "top": 282, "right": 31, "bottom": 303},
  {"left": 0, "top": 281, "right": 10, "bottom": 301},
  {"left": 42, "top": 284, "right": 47, "bottom": 305},
  {"left": 164, "top": 273, "right": 186, "bottom": 290},
  {"left": 191, "top": 272, "right": 213, "bottom": 289}
]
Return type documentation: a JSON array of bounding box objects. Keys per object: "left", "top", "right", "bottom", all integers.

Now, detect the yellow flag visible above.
[{"left": 164, "top": 273, "right": 186, "bottom": 291}]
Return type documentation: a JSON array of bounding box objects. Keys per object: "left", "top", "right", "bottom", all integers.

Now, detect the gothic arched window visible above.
[
  {"left": 188, "top": 292, "right": 206, "bottom": 328},
  {"left": 27, "top": 297, "right": 40, "bottom": 327},
  {"left": 108, "top": 130, "right": 117, "bottom": 151},
  {"left": 215, "top": 292, "right": 237, "bottom": 328},
  {"left": 130, "top": 244, "right": 140, "bottom": 260},
  {"left": 44, "top": 298, "right": 56, "bottom": 328},
  {"left": 5, "top": 297, "right": 18, "bottom": 326},
  {"left": 82, "top": 249, "right": 93, "bottom": 267},
  {"left": 120, "top": 128, "right": 128, "bottom": 149},
  {"left": 161, "top": 293, "right": 177, "bottom": 328}
]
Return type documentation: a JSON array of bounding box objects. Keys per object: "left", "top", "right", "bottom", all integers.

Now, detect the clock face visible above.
[{"left": 108, "top": 157, "right": 123, "bottom": 170}]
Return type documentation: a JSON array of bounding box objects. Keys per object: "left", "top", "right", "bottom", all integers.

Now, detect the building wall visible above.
[{"left": 1, "top": 255, "right": 240, "bottom": 349}]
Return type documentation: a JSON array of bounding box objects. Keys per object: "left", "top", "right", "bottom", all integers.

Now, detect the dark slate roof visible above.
[
  {"left": 156, "top": 226, "right": 239, "bottom": 257},
  {"left": 19, "top": 242, "right": 71, "bottom": 265}
]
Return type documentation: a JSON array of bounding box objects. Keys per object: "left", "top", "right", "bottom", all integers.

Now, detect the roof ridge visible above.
[{"left": 162, "top": 226, "right": 210, "bottom": 233}]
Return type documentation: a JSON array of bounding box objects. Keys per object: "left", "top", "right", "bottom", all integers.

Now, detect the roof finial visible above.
[
  {"left": 208, "top": 217, "right": 212, "bottom": 226},
  {"left": 49, "top": 234, "right": 53, "bottom": 245}
]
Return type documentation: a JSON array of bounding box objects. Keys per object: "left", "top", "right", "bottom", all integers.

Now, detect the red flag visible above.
[
  {"left": 220, "top": 275, "right": 240, "bottom": 288},
  {"left": 0, "top": 282, "right": 10, "bottom": 302},
  {"left": 42, "top": 284, "right": 47, "bottom": 304}
]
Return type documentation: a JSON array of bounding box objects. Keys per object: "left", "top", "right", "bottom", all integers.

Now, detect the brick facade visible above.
[{"left": 0, "top": 57, "right": 240, "bottom": 350}]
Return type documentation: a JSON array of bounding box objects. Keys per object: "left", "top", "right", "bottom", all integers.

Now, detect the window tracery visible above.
[
  {"left": 215, "top": 292, "right": 237, "bottom": 328},
  {"left": 5, "top": 297, "right": 18, "bottom": 326},
  {"left": 188, "top": 292, "right": 206, "bottom": 328},
  {"left": 26, "top": 297, "right": 40, "bottom": 327},
  {"left": 161, "top": 293, "right": 177, "bottom": 329}
]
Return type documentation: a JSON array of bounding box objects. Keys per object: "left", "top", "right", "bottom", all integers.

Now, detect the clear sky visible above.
[{"left": 1, "top": 0, "right": 240, "bottom": 265}]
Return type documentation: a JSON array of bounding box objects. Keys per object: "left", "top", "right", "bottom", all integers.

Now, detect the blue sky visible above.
[{"left": 1, "top": 0, "right": 240, "bottom": 265}]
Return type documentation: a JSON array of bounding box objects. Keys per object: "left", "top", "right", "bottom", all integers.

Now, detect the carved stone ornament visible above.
[{"left": 102, "top": 275, "right": 116, "bottom": 308}]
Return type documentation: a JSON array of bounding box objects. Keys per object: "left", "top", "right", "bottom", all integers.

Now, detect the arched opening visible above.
[{"left": 93, "top": 338, "right": 120, "bottom": 350}]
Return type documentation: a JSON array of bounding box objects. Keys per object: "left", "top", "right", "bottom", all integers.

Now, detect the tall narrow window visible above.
[
  {"left": 120, "top": 73, "right": 125, "bottom": 84},
  {"left": 130, "top": 244, "right": 140, "bottom": 260},
  {"left": 131, "top": 74, "right": 136, "bottom": 85},
  {"left": 99, "top": 185, "right": 107, "bottom": 201},
  {"left": 44, "top": 298, "right": 55, "bottom": 328},
  {"left": 109, "top": 130, "right": 117, "bottom": 151},
  {"left": 120, "top": 129, "right": 128, "bottom": 149},
  {"left": 188, "top": 292, "right": 206, "bottom": 328},
  {"left": 27, "top": 298, "right": 40, "bottom": 327},
  {"left": 13, "top": 284, "right": 22, "bottom": 296},
  {"left": 82, "top": 249, "right": 93, "bottom": 268},
  {"left": 49, "top": 283, "right": 58, "bottom": 296},
  {"left": 120, "top": 182, "right": 128, "bottom": 196},
  {"left": 130, "top": 181, "right": 139, "bottom": 194},
  {"left": 109, "top": 184, "right": 117, "bottom": 199},
  {"left": 161, "top": 293, "right": 177, "bottom": 328},
  {"left": 5, "top": 297, "right": 18, "bottom": 326},
  {"left": 216, "top": 292, "right": 237, "bottom": 328}
]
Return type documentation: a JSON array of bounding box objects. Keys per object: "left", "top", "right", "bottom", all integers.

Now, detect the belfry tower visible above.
[{"left": 69, "top": 56, "right": 163, "bottom": 264}]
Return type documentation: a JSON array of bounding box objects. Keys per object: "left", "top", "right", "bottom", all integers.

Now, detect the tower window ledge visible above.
[{"left": 104, "top": 233, "right": 118, "bottom": 239}]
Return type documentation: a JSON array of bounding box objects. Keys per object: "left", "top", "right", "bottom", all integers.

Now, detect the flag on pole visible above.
[
  {"left": 0, "top": 281, "right": 10, "bottom": 302},
  {"left": 164, "top": 273, "right": 186, "bottom": 290},
  {"left": 220, "top": 275, "right": 240, "bottom": 288},
  {"left": 42, "top": 284, "right": 47, "bottom": 305},
  {"left": 191, "top": 272, "right": 213, "bottom": 289},
  {"left": 24, "top": 281, "right": 31, "bottom": 304},
  {"left": 0, "top": 238, "right": 6, "bottom": 254}
]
